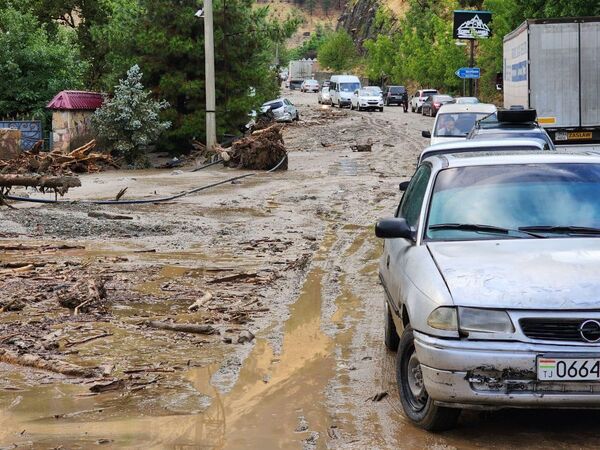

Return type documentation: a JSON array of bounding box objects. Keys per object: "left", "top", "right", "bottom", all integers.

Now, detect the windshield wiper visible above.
[
  {"left": 519, "top": 225, "right": 600, "bottom": 236},
  {"left": 429, "top": 223, "right": 545, "bottom": 238}
]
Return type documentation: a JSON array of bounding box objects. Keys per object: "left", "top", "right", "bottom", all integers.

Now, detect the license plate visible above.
[
  {"left": 555, "top": 131, "right": 568, "bottom": 141},
  {"left": 537, "top": 356, "right": 600, "bottom": 381},
  {"left": 568, "top": 131, "right": 593, "bottom": 140}
]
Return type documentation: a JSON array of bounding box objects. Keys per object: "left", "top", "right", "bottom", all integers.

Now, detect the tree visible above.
[
  {"left": 317, "top": 30, "right": 359, "bottom": 71},
  {"left": 132, "top": 0, "right": 298, "bottom": 153},
  {"left": 0, "top": 8, "right": 87, "bottom": 118},
  {"left": 93, "top": 65, "right": 171, "bottom": 165}
]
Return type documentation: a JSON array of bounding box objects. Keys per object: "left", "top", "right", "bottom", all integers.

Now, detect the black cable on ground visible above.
[
  {"left": 190, "top": 158, "right": 224, "bottom": 172},
  {"left": 4, "top": 155, "right": 288, "bottom": 206}
]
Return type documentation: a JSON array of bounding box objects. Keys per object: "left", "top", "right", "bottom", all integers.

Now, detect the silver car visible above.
[
  {"left": 376, "top": 150, "right": 600, "bottom": 431},
  {"left": 350, "top": 88, "right": 384, "bottom": 112},
  {"left": 318, "top": 87, "right": 331, "bottom": 105},
  {"left": 261, "top": 97, "right": 299, "bottom": 122}
]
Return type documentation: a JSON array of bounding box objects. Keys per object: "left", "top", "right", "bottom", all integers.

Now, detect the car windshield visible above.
[
  {"left": 340, "top": 82, "right": 360, "bottom": 92},
  {"left": 359, "top": 89, "right": 376, "bottom": 96},
  {"left": 426, "top": 163, "right": 600, "bottom": 240},
  {"left": 321, "top": 87, "right": 329, "bottom": 93},
  {"left": 435, "top": 113, "right": 494, "bottom": 137},
  {"left": 365, "top": 87, "right": 381, "bottom": 94}
]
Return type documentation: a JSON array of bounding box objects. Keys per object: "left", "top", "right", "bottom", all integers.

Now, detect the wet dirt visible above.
[{"left": 2, "top": 90, "right": 599, "bottom": 449}]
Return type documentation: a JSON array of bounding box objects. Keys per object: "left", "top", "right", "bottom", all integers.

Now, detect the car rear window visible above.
[
  {"left": 434, "top": 95, "right": 453, "bottom": 102},
  {"left": 390, "top": 87, "right": 406, "bottom": 94},
  {"left": 265, "top": 101, "right": 283, "bottom": 110},
  {"left": 423, "top": 90, "right": 438, "bottom": 96}
]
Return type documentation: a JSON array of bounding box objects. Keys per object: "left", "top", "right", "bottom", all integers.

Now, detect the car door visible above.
[{"left": 383, "top": 164, "right": 432, "bottom": 314}]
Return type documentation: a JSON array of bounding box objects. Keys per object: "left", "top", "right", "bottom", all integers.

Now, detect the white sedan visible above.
[{"left": 350, "top": 89, "right": 384, "bottom": 112}]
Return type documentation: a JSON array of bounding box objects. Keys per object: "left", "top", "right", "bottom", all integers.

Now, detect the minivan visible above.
[{"left": 329, "top": 75, "right": 361, "bottom": 108}]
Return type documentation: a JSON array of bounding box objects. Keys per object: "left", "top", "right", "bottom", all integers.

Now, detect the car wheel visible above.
[
  {"left": 417, "top": 106, "right": 422, "bottom": 113},
  {"left": 422, "top": 108, "right": 426, "bottom": 116},
  {"left": 379, "top": 107, "right": 384, "bottom": 112},
  {"left": 397, "top": 325, "right": 461, "bottom": 431},
  {"left": 384, "top": 303, "right": 399, "bottom": 351},
  {"left": 411, "top": 104, "right": 415, "bottom": 113},
  {"left": 294, "top": 112, "right": 300, "bottom": 121}
]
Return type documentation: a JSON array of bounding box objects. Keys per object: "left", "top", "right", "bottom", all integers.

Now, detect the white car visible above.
[
  {"left": 260, "top": 97, "right": 299, "bottom": 122},
  {"left": 350, "top": 88, "right": 384, "bottom": 112},
  {"left": 318, "top": 87, "right": 331, "bottom": 105},
  {"left": 410, "top": 89, "right": 438, "bottom": 113},
  {"left": 300, "top": 79, "right": 320, "bottom": 93},
  {"left": 376, "top": 150, "right": 600, "bottom": 430},
  {"left": 422, "top": 103, "right": 497, "bottom": 145}
]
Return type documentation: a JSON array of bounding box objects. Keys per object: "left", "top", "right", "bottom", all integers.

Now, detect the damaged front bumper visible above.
[{"left": 414, "top": 331, "right": 600, "bottom": 410}]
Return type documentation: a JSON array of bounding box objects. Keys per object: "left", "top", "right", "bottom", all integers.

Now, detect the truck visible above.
[
  {"left": 503, "top": 17, "right": 600, "bottom": 145},
  {"left": 287, "top": 59, "right": 316, "bottom": 90}
]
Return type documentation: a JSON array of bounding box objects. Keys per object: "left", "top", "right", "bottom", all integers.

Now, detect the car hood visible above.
[{"left": 427, "top": 239, "right": 600, "bottom": 309}]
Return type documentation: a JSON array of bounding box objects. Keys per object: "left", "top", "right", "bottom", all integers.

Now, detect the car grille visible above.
[{"left": 519, "top": 318, "right": 600, "bottom": 342}]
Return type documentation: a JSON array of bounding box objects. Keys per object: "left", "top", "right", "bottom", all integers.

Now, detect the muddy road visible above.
[{"left": 2, "top": 90, "right": 600, "bottom": 449}]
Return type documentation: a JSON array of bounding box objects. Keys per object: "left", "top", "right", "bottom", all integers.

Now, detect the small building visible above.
[{"left": 47, "top": 91, "right": 104, "bottom": 152}]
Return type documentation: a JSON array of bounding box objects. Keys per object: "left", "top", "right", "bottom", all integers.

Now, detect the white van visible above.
[{"left": 329, "top": 75, "right": 361, "bottom": 108}]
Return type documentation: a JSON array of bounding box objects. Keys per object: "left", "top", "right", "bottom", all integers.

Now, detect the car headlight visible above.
[
  {"left": 427, "top": 307, "right": 458, "bottom": 331},
  {"left": 458, "top": 307, "right": 514, "bottom": 333}
]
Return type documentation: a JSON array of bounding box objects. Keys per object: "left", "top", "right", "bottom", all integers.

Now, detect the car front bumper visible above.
[{"left": 414, "top": 331, "right": 600, "bottom": 409}]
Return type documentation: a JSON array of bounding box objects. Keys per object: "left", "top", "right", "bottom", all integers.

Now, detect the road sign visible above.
[{"left": 455, "top": 67, "right": 480, "bottom": 79}]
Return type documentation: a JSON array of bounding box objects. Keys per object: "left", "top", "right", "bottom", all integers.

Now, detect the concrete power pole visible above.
[{"left": 203, "top": 0, "right": 217, "bottom": 150}]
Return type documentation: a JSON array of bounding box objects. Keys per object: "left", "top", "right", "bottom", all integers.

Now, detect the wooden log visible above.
[
  {"left": 0, "top": 348, "right": 97, "bottom": 377},
  {"left": 0, "top": 174, "right": 81, "bottom": 189},
  {"left": 147, "top": 321, "right": 217, "bottom": 335}
]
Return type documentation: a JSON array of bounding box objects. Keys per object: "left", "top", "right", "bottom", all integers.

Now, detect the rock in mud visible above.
[{"left": 237, "top": 330, "right": 255, "bottom": 344}]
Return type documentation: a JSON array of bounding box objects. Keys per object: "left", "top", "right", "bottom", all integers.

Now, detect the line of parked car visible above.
[{"left": 376, "top": 102, "right": 600, "bottom": 432}]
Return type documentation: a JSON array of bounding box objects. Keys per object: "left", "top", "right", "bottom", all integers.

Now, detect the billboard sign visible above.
[{"left": 453, "top": 10, "right": 492, "bottom": 39}]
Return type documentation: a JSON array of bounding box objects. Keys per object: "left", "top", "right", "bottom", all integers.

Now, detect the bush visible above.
[{"left": 92, "top": 65, "right": 170, "bottom": 165}]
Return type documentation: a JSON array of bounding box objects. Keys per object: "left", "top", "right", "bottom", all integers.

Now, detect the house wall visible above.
[{"left": 52, "top": 110, "right": 94, "bottom": 152}]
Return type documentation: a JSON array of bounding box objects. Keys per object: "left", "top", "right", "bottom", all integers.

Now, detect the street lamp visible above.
[{"left": 196, "top": 4, "right": 217, "bottom": 151}]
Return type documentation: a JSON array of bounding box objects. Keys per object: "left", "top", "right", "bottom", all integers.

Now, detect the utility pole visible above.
[
  {"left": 203, "top": 0, "right": 217, "bottom": 150},
  {"left": 469, "top": 39, "right": 475, "bottom": 97}
]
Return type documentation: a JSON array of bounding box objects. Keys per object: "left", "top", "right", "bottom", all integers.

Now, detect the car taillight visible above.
[{"left": 434, "top": 102, "right": 440, "bottom": 107}]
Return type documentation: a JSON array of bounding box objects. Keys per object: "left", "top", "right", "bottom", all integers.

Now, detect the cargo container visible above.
[{"left": 503, "top": 17, "right": 600, "bottom": 145}]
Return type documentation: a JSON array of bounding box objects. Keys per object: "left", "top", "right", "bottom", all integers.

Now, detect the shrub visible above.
[{"left": 92, "top": 65, "right": 170, "bottom": 165}]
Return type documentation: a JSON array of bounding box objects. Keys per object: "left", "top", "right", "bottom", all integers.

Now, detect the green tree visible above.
[
  {"left": 132, "top": 0, "right": 298, "bottom": 153},
  {"left": 317, "top": 30, "right": 359, "bottom": 71},
  {"left": 93, "top": 65, "right": 171, "bottom": 165},
  {"left": 0, "top": 8, "right": 87, "bottom": 118}
]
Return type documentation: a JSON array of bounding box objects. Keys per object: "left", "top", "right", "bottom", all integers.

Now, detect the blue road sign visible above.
[{"left": 455, "top": 67, "right": 480, "bottom": 79}]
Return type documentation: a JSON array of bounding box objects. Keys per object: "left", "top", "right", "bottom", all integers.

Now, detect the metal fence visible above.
[{"left": 0, "top": 120, "right": 44, "bottom": 151}]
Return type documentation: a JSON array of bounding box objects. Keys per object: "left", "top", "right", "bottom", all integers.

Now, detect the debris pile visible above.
[
  {"left": 215, "top": 125, "right": 287, "bottom": 171},
  {"left": 0, "top": 139, "right": 117, "bottom": 175}
]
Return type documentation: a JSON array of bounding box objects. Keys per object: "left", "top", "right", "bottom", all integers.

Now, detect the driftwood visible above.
[
  {"left": 0, "top": 139, "right": 118, "bottom": 176},
  {"left": 147, "top": 321, "right": 217, "bottom": 335},
  {"left": 0, "top": 174, "right": 81, "bottom": 195},
  {"left": 188, "top": 291, "right": 213, "bottom": 312},
  {"left": 0, "top": 348, "right": 96, "bottom": 377}
]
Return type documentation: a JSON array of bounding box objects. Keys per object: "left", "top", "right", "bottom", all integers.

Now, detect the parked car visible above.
[
  {"left": 376, "top": 150, "right": 600, "bottom": 431},
  {"left": 418, "top": 138, "right": 551, "bottom": 164},
  {"left": 453, "top": 97, "right": 480, "bottom": 104},
  {"left": 260, "top": 97, "right": 299, "bottom": 122},
  {"left": 467, "top": 108, "right": 556, "bottom": 150},
  {"left": 289, "top": 79, "right": 304, "bottom": 90},
  {"left": 350, "top": 88, "right": 384, "bottom": 112},
  {"left": 329, "top": 75, "right": 361, "bottom": 108},
  {"left": 318, "top": 87, "right": 331, "bottom": 105},
  {"left": 300, "top": 79, "right": 320, "bottom": 93},
  {"left": 383, "top": 86, "right": 409, "bottom": 111},
  {"left": 422, "top": 103, "right": 497, "bottom": 145},
  {"left": 421, "top": 95, "right": 454, "bottom": 117},
  {"left": 410, "top": 89, "right": 439, "bottom": 113}
]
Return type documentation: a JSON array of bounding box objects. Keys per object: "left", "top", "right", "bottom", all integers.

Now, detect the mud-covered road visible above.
[{"left": 2, "top": 90, "right": 600, "bottom": 449}]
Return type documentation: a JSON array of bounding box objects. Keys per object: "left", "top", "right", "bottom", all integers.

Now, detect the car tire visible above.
[
  {"left": 384, "top": 303, "right": 400, "bottom": 351},
  {"left": 379, "top": 107, "right": 384, "bottom": 112},
  {"left": 397, "top": 325, "right": 461, "bottom": 431},
  {"left": 295, "top": 112, "right": 300, "bottom": 121},
  {"left": 411, "top": 104, "right": 415, "bottom": 113}
]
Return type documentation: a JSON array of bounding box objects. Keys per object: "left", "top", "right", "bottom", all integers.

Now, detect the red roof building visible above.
[{"left": 47, "top": 91, "right": 104, "bottom": 111}]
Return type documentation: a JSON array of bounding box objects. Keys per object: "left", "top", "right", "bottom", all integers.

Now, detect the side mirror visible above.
[
  {"left": 399, "top": 181, "right": 410, "bottom": 191},
  {"left": 422, "top": 130, "right": 431, "bottom": 138},
  {"left": 375, "top": 218, "right": 414, "bottom": 240}
]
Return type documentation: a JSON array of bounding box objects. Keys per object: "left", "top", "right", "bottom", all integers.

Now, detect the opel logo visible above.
[{"left": 579, "top": 320, "right": 600, "bottom": 343}]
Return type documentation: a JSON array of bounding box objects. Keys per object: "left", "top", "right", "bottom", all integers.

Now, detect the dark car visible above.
[
  {"left": 467, "top": 108, "right": 556, "bottom": 150},
  {"left": 422, "top": 95, "right": 454, "bottom": 117},
  {"left": 383, "top": 86, "right": 409, "bottom": 111}
]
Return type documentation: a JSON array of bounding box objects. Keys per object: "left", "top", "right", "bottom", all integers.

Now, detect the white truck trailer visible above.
[
  {"left": 287, "top": 59, "right": 316, "bottom": 90},
  {"left": 503, "top": 17, "right": 600, "bottom": 145}
]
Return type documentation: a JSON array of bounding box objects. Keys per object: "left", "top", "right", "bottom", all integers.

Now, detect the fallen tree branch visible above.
[
  {"left": 146, "top": 321, "right": 217, "bottom": 335},
  {"left": 188, "top": 291, "right": 213, "bottom": 312},
  {"left": 64, "top": 332, "right": 113, "bottom": 348},
  {"left": 0, "top": 348, "right": 97, "bottom": 377}
]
